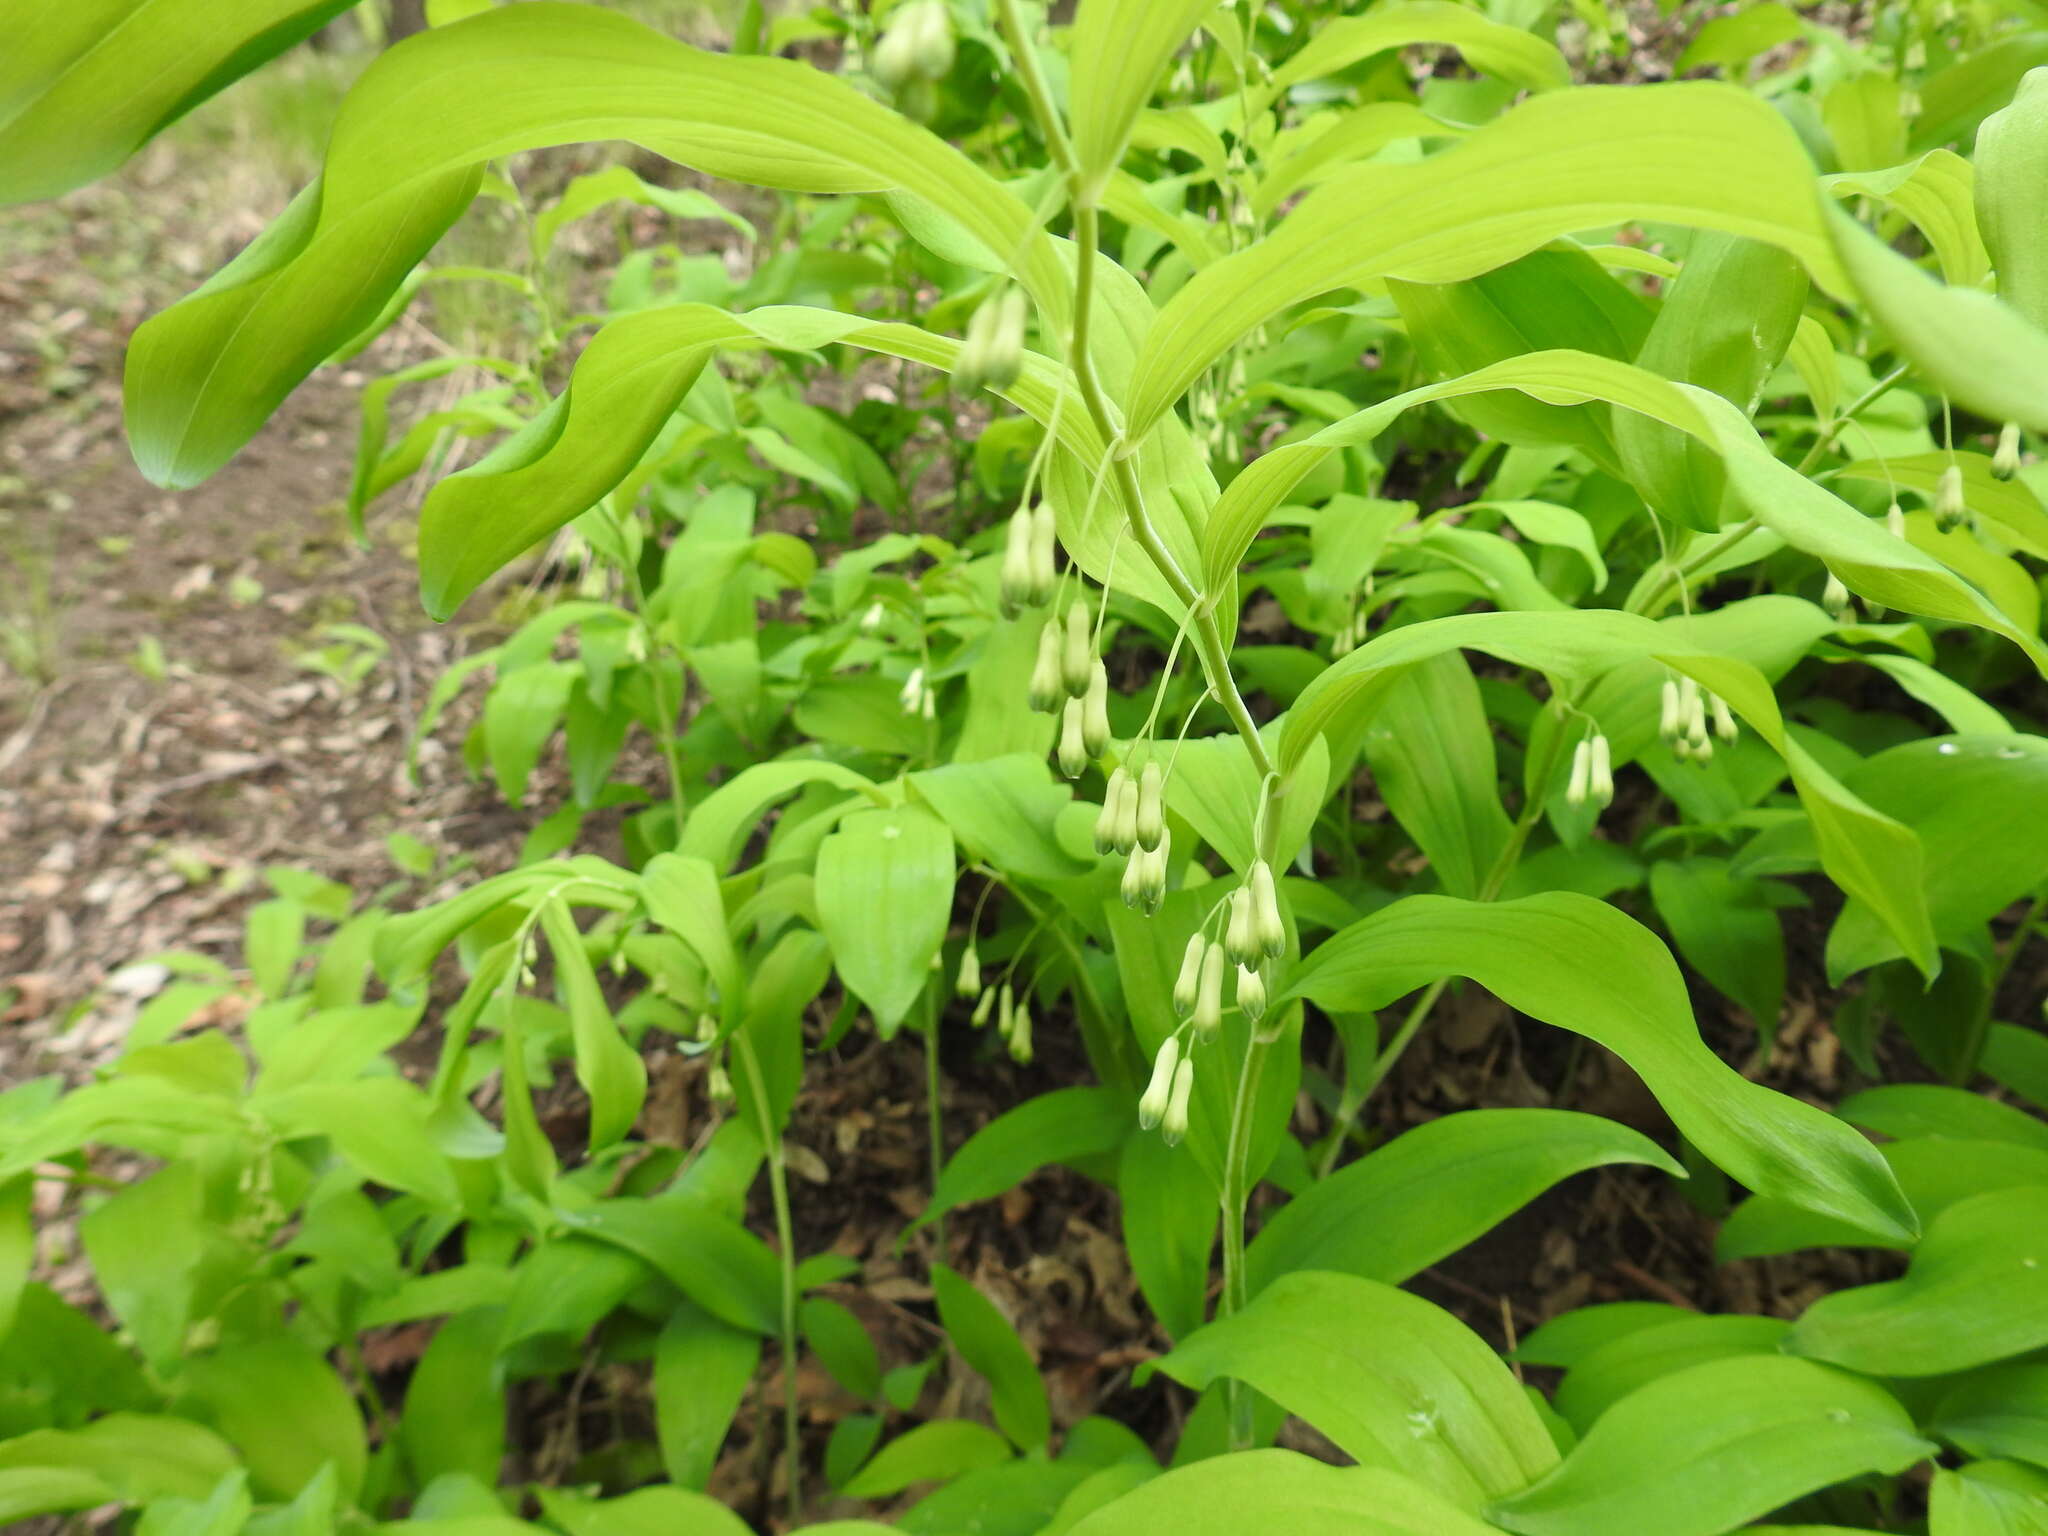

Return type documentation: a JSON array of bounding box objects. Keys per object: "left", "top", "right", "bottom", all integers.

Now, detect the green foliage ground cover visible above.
[{"left": 4, "top": 0, "right": 2048, "bottom": 1531}]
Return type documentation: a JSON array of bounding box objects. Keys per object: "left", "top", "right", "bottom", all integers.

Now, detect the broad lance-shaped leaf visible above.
[
  {"left": 814, "top": 805, "right": 954, "bottom": 1038},
  {"left": 1067, "top": 0, "right": 1220, "bottom": 197},
  {"left": 1152, "top": 1272, "right": 1559, "bottom": 1510},
  {"left": 124, "top": 1, "right": 1069, "bottom": 491},
  {"left": 1260, "top": 1, "right": 1571, "bottom": 102},
  {"left": 1120, "top": 80, "right": 2048, "bottom": 446},
  {"left": 0, "top": 0, "right": 363, "bottom": 207},
  {"left": 1246, "top": 1110, "right": 1683, "bottom": 1296},
  {"left": 406, "top": 304, "right": 1124, "bottom": 620},
  {"left": 1786, "top": 1187, "right": 2048, "bottom": 1378},
  {"left": 1273, "top": 893, "right": 1916, "bottom": 1242},
  {"left": 1068, "top": 1452, "right": 1506, "bottom": 1536},
  {"left": 1200, "top": 348, "right": 2048, "bottom": 676},
  {"left": 1275, "top": 607, "right": 1940, "bottom": 976},
  {"left": 1488, "top": 1356, "right": 1933, "bottom": 1536}
]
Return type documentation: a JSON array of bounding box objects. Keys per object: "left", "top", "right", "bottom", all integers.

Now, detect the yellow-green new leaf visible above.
[
  {"left": 0, "top": 0, "right": 363, "bottom": 206},
  {"left": 814, "top": 805, "right": 954, "bottom": 1037},
  {"left": 1068, "top": 0, "right": 1219, "bottom": 197},
  {"left": 1276, "top": 893, "right": 1916, "bottom": 1242},
  {"left": 124, "top": 2, "right": 1065, "bottom": 491},
  {"left": 1262, "top": 1, "right": 1570, "bottom": 101},
  {"left": 1154, "top": 1273, "right": 1558, "bottom": 1510}
]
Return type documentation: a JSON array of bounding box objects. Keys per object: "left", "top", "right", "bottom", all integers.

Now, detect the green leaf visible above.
[
  {"left": 1786, "top": 1186, "right": 2048, "bottom": 1377},
  {"left": 1247, "top": 1109, "right": 1683, "bottom": 1295},
  {"left": 1118, "top": 1129, "right": 1215, "bottom": 1343},
  {"left": 538, "top": 1484, "right": 754, "bottom": 1536},
  {"left": 814, "top": 804, "right": 954, "bottom": 1036},
  {"left": 537, "top": 900, "right": 645, "bottom": 1151},
  {"left": 1930, "top": 1366, "right": 2048, "bottom": 1468},
  {"left": 1388, "top": 245, "right": 1650, "bottom": 475},
  {"left": 573, "top": 1196, "right": 781, "bottom": 1335},
  {"left": 1359, "top": 651, "right": 1513, "bottom": 899},
  {"left": 256, "top": 1077, "right": 462, "bottom": 1207},
  {"left": 0, "top": 1414, "right": 239, "bottom": 1505},
  {"left": 1277, "top": 606, "right": 1943, "bottom": 975},
  {"left": 1125, "top": 83, "right": 1845, "bottom": 444},
  {"left": 398, "top": 1308, "right": 504, "bottom": 1491},
  {"left": 1262, "top": 1, "right": 1570, "bottom": 99},
  {"left": 1930, "top": 1460, "right": 2048, "bottom": 1535},
  {"left": 532, "top": 164, "right": 753, "bottom": 257},
  {"left": 1614, "top": 232, "right": 1807, "bottom": 532},
  {"left": 1513, "top": 1303, "right": 1697, "bottom": 1369},
  {"left": 654, "top": 1302, "right": 761, "bottom": 1490},
  {"left": 80, "top": 1164, "right": 203, "bottom": 1370},
  {"left": 1154, "top": 1272, "right": 1557, "bottom": 1509},
  {"left": 124, "top": 3, "right": 1067, "bottom": 493},
  {"left": 676, "top": 760, "right": 879, "bottom": 874},
  {"left": 911, "top": 756, "right": 1092, "bottom": 882},
  {"left": 802, "top": 1297, "right": 880, "bottom": 1402},
  {"left": 1825, "top": 736, "right": 2048, "bottom": 979},
  {"left": 1276, "top": 894, "right": 1916, "bottom": 1243},
  {"left": 838, "top": 1420, "right": 1014, "bottom": 1499},
  {"left": 178, "top": 1338, "right": 367, "bottom": 1502},
  {"left": 1489, "top": 1356, "right": 1933, "bottom": 1536},
  {"left": 1974, "top": 65, "right": 2048, "bottom": 332},
  {"left": 1648, "top": 857, "right": 1786, "bottom": 1033},
  {"left": 919, "top": 1087, "right": 1130, "bottom": 1233},
  {"left": 932, "top": 1265, "right": 1051, "bottom": 1452},
  {"left": 1824, "top": 150, "right": 1988, "bottom": 288},
  {"left": 0, "top": 1468, "right": 118, "bottom": 1525},
  {"left": 0, "top": 0, "right": 361, "bottom": 206},
  {"left": 1839, "top": 1084, "right": 2048, "bottom": 1152},
  {"left": 1067, "top": 1452, "right": 1507, "bottom": 1536},
  {"left": 1716, "top": 1136, "right": 2048, "bottom": 1261},
  {"left": 1068, "top": 0, "right": 1219, "bottom": 196},
  {"left": 640, "top": 853, "right": 745, "bottom": 1027},
  {"left": 484, "top": 662, "right": 575, "bottom": 805},
  {"left": 1552, "top": 1315, "right": 1791, "bottom": 1433}
]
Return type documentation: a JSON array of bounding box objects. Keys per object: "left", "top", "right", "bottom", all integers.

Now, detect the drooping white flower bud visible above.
[
  {"left": 1134, "top": 761, "right": 1165, "bottom": 851},
  {"left": 1028, "top": 503, "right": 1058, "bottom": 607},
  {"left": 1192, "top": 940, "right": 1225, "bottom": 1038},
  {"left": 1566, "top": 739, "right": 1593, "bottom": 807},
  {"left": 1161, "top": 1057, "right": 1194, "bottom": 1145},
  {"left": 1248, "top": 859, "right": 1285, "bottom": 958},
  {"left": 1710, "top": 694, "right": 1737, "bottom": 744},
  {"left": 1028, "top": 618, "right": 1062, "bottom": 713},
  {"left": 1588, "top": 733, "right": 1614, "bottom": 806},
  {"left": 1081, "top": 661, "right": 1111, "bottom": 758},
  {"left": 1822, "top": 572, "right": 1853, "bottom": 620},
  {"left": 860, "top": 602, "right": 885, "bottom": 633},
  {"left": 956, "top": 944, "right": 980, "bottom": 1000},
  {"left": 1172, "top": 933, "right": 1205, "bottom": 1016},
  {"left": 1236, "top": 963, "right": 1266, "bottom": 1021},
  {"left": 971, "top": 986, "right": 996, "bottom": 1027},
  {"left": 1057, "top": 696, "right": 1089, "bottom": 778},
  {"left": 1111, "top": 771, "right": 1140, "bottom": 855},
  {"left": 1223, "top": 887, "right": 1255, "bottom": 966},
  {"left": 1094, "top": 766, "right": 1128, "bottom": 854},
  {"left": 1121, "top": 827, "right": 1169, "bottom": 913},
  {"left": 1935, "top": 463, "right": 1968, "bottom": 532},
  {"left": 1061, "top": 599, "right": 1093, "bottom": 695},
  {"left": 1139, "top": 1035, "right": 1181, "bottom": 1130},
  {"left": 1887, "top": 501, "right": 1907, "bottom": 539},
  {"left": 997, "top": 982, "right": 1014, "bottom": 1039},
  {"left": 1008, "top": 1000, "right": 1033, "bottom": 1064},
  {"left": 1659, "top": 677, "right": 1683, "bottom": 742},
  {"left": 1000, "top": 507, "right": 1033, "bottom": 618},
  {"left": 1994, "top": 421, "right": 2022, "bottom": 481},
  {"left": 898, "top": 666, "right": 926, "bottom": 714}
]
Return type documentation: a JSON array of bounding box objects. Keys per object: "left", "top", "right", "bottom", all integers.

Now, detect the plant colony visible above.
[{"left": 4, "top": 1, "right": 2048, "bottom": 1533}]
